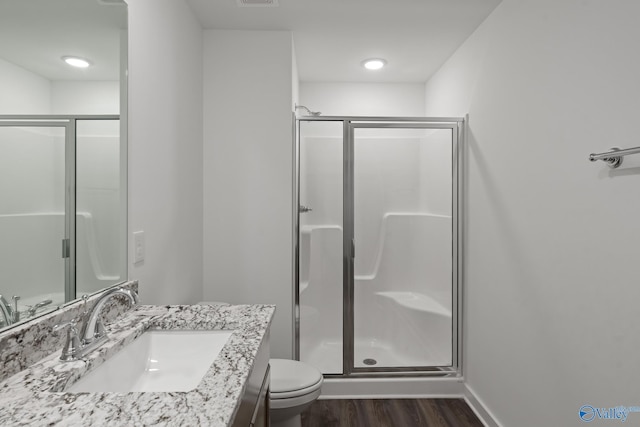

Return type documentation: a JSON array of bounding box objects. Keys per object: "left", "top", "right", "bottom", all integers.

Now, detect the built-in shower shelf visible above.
[{"left": 376, "top": 291, "right": 450, "bottom": 316}]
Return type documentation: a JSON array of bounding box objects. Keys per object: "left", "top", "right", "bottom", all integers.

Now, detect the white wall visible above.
[
  {"left": 51, "top": 81, "right": 120, "bottom": 115},
  {"left": 424, "top": 1, "right": 640, "bottom": 426},
  {"left": 203, "top": 30, "right": 294, "bottom": 358},
  {"left": 0, "top": 58, "right": 51, "bottom": 114},
  {"left": 0, "top": 59, "right": 119, "bottom": 115},
  {"left": 127, "top": 0, "right": 203, "bottom": 304},
  {"left": 300, "top": 82, "right": 425, "bottom": 117},
  {"left": 292, "top": 43, "right": 300, "bottom": 108}
]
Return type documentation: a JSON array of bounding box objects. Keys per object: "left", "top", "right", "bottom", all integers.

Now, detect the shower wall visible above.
[
  {"left": 0, "top": 127, "right": 64, "bottom": 214},
  {"left": 353, "top": 132, "right": 451, "bottom": 277}
]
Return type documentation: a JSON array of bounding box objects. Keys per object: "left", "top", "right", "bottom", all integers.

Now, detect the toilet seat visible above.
[
  {"left": 269, "top": 358, "right": 323, "bottom": 402},
  {"left": 270, "top": 384, "right": 322, "bottom": 410},
  {"left": 271, "top": 378, "right": 323, "bottom": 400}
]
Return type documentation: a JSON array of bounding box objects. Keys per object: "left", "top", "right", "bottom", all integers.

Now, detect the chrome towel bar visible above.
[{"left": 589, "top": 146, "right": 640, "bottom": 168}]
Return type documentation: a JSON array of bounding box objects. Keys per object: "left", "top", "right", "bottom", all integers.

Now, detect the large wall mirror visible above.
[{"left": 0, "top": 0, "right": 128, "bottom": 331}]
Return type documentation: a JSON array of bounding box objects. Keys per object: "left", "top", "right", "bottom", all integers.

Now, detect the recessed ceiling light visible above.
[
  {"left": 62, "top": 56, "right": 91, "bottom": 68},
  {"left": 362, "top": 58, "right": 387, "bottom": 70}
]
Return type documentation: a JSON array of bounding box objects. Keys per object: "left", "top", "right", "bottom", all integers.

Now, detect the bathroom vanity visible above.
[{"left": 0, "top": 287, "right": 274, "bottom": 426}]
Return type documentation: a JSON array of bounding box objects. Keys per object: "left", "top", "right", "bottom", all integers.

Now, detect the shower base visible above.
[{"left": 302, "top": 338, "right": 437, "bottom": 374}]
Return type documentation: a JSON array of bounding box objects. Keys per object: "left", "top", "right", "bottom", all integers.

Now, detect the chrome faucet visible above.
[
  {"left": 52, "top": 287, "right": 138, "bottom": 361},
  {"left": 80, "top": 286, "right": 138, "bottom": 345}
]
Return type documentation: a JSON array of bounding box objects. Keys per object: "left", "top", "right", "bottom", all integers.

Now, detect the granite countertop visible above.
[{"left": 0, "top": 304, "right": 275, "bottom": 426}]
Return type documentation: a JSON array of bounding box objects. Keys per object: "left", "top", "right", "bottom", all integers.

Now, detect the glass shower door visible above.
[
  {"left": 0, "top": 123, "right": 69, "bottom": 325},
  {"left": 349, "top": 123, "right": 458, "bottom": 371}
]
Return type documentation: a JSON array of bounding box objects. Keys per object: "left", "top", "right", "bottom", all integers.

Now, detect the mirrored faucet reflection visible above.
[
  {"left": 0, "top": 295, "right": 58, "bottom": 329},
  {"left": 0, "top": 295, "right": 22, "bottom": 327},
  {"left": 0, "top": 295, "right": 13, "bottom": 328},
  {"left": 27, "top": 299, "right": 53, "bottom": 317}
]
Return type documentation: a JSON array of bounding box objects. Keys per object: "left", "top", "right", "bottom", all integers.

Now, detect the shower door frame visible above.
[{"left": 294, "top": 115, "right": 465, "bottom": 378}]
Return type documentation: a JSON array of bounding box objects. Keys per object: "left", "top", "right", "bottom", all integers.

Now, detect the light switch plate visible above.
[{"left": 133, "top": 231, "right": 145, "bottom": 264}]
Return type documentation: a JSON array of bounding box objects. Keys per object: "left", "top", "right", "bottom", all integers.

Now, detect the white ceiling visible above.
[
  {"left": 0, "top": 0, "right": 500, "bottom": 84},
  {"left": 187, "top": 0, "right": 501, "bottom": 83},
  {"left": 0, "top": 0, "right": 126, "bottom": 81}
]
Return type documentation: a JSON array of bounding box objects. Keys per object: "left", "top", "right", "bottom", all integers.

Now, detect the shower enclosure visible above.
[
  {"left": 294, "top": 116, "right": 463, "bottom": 376},
  {"left": 0, "top": 116, "right": 126, "bottom": 328}
]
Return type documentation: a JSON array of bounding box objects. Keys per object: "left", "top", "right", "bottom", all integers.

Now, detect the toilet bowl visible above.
[
  {"left": 269, "top": 358, "right": 323, "bottom": 427},
  {"left": 196, "top": 302, "right": 323, "bottom": 426}
]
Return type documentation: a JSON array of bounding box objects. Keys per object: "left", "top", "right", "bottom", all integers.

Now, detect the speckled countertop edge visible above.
[{"left": 0, "top": 304, "right": 275, "bottom": 427}]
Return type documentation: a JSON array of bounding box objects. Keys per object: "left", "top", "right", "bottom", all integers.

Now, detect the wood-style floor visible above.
[{"left": 301, "top": 399, "right": 484, "bottom": 427}]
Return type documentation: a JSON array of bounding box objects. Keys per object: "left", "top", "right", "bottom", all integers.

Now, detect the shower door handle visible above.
[
  {"left": 61, "top": 238, "right": 70, "bottom": 259},
  {"left": 351, "top": 239, "right": 355, "bottom": 259}
]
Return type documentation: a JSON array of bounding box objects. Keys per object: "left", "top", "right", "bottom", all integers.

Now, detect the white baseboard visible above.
[
  {"left": 319, "top": 376, "right": 465, "bottom": 400},
  {"left": 463, "top": 384, "right": 501, "bottom": 427}
]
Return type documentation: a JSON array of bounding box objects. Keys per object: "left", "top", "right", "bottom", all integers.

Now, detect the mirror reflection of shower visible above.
[
  {"left": 0, "top": 118, "right": 126, "bottom": 331},
  {"left": 0, "top": 0, "right": 127, "bottom": 332},
  {"left": 295, "top": 104, "right": 322, "bottom": 116}
]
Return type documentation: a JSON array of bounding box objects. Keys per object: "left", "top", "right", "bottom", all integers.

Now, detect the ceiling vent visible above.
[{"left": 237, "top": 0, "right": 279, "bottom": 7}]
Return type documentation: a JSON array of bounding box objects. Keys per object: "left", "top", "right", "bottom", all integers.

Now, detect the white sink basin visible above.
[{"left": 67, "top": 330, "right": 234, "bottom": 393}]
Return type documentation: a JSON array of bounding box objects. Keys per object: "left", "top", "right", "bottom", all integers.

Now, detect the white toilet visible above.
[
  {"left": 196, "top": 302, "right": 323, "bottom": 426},
  {"left": 269, "top": 358, "right": 323, "bottom": 427}
]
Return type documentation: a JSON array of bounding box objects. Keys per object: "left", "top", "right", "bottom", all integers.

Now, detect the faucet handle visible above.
[{"left": 52, "top": 318, "right": 82, "bottom": 361}]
